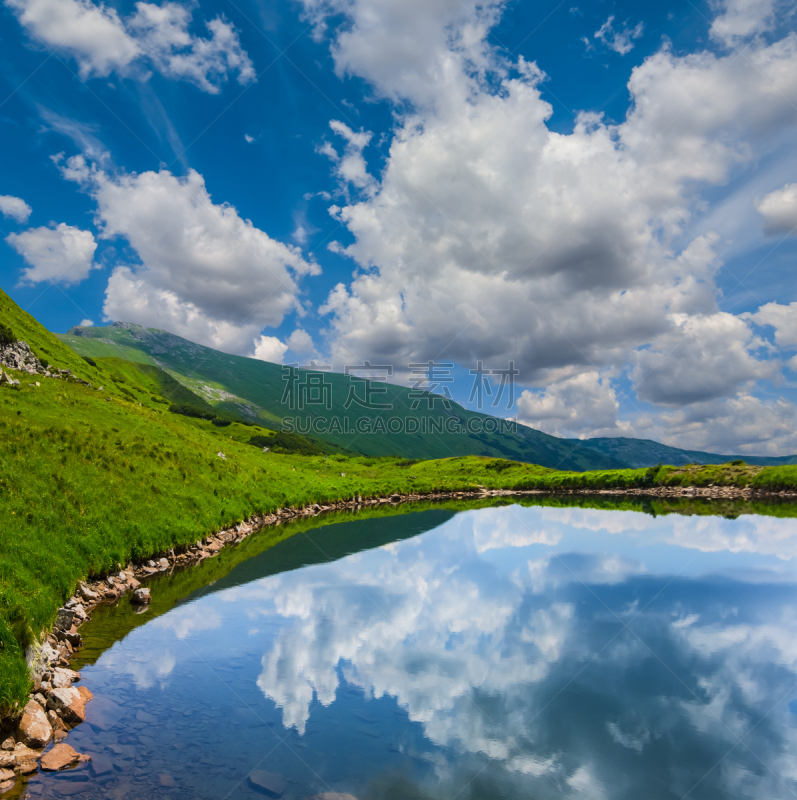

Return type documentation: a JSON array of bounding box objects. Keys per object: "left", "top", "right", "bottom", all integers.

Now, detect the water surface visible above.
[{"left": 25, "top": 501, "right": 797, "bottom": 800}]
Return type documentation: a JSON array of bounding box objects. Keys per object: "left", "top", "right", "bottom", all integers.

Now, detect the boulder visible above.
[
  {"left": 0, "top": 740, "right": 13, "bottom": 752},
  {"left": 16, "top": 700, "right": 52, "bottom": 748},
  {"left": 249, "top": 770, "right": 286, "bottom": 797},
  {"left": 40, "top": 743, "right": 82, "bottom": 771},
  {"left": 0, "top": 769, "right": 13, "bottom": 782},
  {"left": 47, "top": 687, "right": 87, "bottom": 724},
  {"left": 0, "top": 753, "right": 13, "bottom": 769},
  {"left": 51, "top": 667, "right": 80, "bottom": 689},
  {"left": 55, "top": 608, "right": 75, "bottom": 631},
  {"left": 131, "top": 588, "right": 151, "bottom": 605},
  {"left": 0, "top": 780, "right": 13, "bottom": 796},
  {"left": 78, "top": 584, "right": 99, "bottom": 602}
]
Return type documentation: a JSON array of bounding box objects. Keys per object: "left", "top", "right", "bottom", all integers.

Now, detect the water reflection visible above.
[{"left": 33, "top": 503, "right": 797, "bottom": 800}]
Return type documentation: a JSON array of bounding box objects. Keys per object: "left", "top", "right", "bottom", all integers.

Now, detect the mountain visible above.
[
  {"left": 57, "top": 322, "right": 797, "bottom": 471},
  {"left": 577, "top": 437, "right": 797, "bottom": 468},
  {"left": 58, "top": 323, "right": 623, "bottom": 471}
]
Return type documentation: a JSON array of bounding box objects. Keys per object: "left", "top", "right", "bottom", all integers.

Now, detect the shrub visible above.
[
  {"left": 81, "top": 355, "right": 96, "bottom": 367},
  {"left": 211, "top": 418, "right": 232, "bottom": 427},
  {"left": 0, "top": 323, "right": 15, "bottom": 346},
  {"left": 248, "top": 431, "right": 323, "bottom": 455},
  {"left": 169, "top": 404, "right": 216, "bottom": 421}
]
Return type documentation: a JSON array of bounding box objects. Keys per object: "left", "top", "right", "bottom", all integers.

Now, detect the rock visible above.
[
  {"left": 47, "top": 688, "right": 87, "bottom": 724},
  {"left": 249, "top": 770, "right": 286, "bottom": 797},
  {"left": 90, "top": 752, "right": 114, "bottom": 777},
  {"left": 305, "top": 796, "right": 358, "bottom": 800},
  {"left": 0, "top": 769, "right": 12, "bottom": 782},
  {"left": 55, "top": 607, "right": 75, "bottom": 630},
  {"left": 131, "top": 588, "right": 151, "bottom": 606},
  {"left": 51, "top": 781, "right": 93, "bottom": 796},
  {"left": 0, "top": 780, "right": 13, "bottom": 795},
  {"left": 158, "top": 558, "right": 169, "bottom": 569},
  {"left": 63, "top": 628, "right": 82, "bottom": 648},
  {"left": 40, "top": 743, "right": 82, "bottom": 771},
  {"left": 54, "top": 730, "right": 68, "bottom": 742},
  {"left": 0, "top": 753, "right": 13, "bottom": 769},
  {"left": 51, "top": 667, "right": 80, "bottom": 689},
  {"left": 78, "top": 584, "right": 99, "bottom": 602},
  {"left": 135, "top": 710, "right": 156, "bottom": 724},
  {"left": 158, "top": 773, "right": 175, "bottom": 787},
  {"left": 16, "top": 700, "right": 52, "bottom": 748},
  {"left": 0, "top": 740, "right": 13, "bottom": 752}
]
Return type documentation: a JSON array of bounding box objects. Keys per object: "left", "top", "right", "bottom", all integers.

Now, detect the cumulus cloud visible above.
[
  {"left": 5, "top": 0, "right": 254, "bottom": 93},
  {"left": 296, "top": 0, "right": 797, "bottom": 450},
  {"left": 60, "top": 155, "right": 318, "bottom": 354},
  {"left": 0, "top": 195, "right": 32, "bottom": 223},
  {"left": 746, "top": 301, "right": 797, "bottom": 348},
  {"left": 286, "top": 328, "right": 318, "bottom": 359},
  {"left": 755, "top": 182, "right": 797, "bottom": 235},
  {"left": 6, "top": 222, "right": 98, "bottom": 284},
  {"left": 80, "top": 318, "right": 94, "bottom": 326},
  {"left": 710, "top": 0, "right": 777, "bottom": 47},
  {"left": 517, "top": 372, "right": 633, "bottom": 438},
  {"left": 252, "top": 335, "right": 289, "bottom": 363},
  {"left": 630, "top": 313, "right": 775, "bottom": 407},
  {"left": 592, "top": 16, "right": 644, "bottom": 55},
  {"left": 322, "top": 120, "right": 375, "bottom": 191}
]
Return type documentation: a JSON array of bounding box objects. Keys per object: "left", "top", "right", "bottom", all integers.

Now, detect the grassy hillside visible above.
[
  {"left": 58, "top": 323, "right": 623, "bottom": 471},
  {"left": 581, "top": 436, "right": 797, "bottom": 468}
]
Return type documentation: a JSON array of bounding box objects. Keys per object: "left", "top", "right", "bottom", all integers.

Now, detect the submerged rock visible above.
[{"left": 249, "top": 770, "right": 286, "bottom": 797}]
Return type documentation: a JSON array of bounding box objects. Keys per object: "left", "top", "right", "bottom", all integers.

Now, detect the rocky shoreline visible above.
[{"left": 0, "top": 483, "right": 794, "bottom": 796}]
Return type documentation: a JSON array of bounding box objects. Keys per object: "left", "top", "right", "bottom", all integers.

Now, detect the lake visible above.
[{"left": 22, "top": 500, "right": 797, "bottom": 799}]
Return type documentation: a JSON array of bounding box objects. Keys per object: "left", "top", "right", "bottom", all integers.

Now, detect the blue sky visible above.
[{"left": 1, "top": 0, "right": 796, "bottom": 453}]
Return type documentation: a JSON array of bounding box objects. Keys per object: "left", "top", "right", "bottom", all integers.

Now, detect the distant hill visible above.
[
  {"left": 58, "top": 322, "right": 797, "bottom": 471},
  {"left": 58, "top": 323, "right": 622, "bottom": 471},
  {"left": 574, "top": 437, "right": 797, "bottom": 468}
]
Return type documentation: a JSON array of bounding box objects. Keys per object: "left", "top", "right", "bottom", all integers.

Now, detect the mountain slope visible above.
[
  {"left": 579, "top": 437, "right": 797, "bottom": 468},
  {"left": 59, "top": 323, "right": 624, "bottom": 471}
]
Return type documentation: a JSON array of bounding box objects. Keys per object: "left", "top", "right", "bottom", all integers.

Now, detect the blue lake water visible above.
[{"left": 24, "top": 502, "right": 797, "bottom": 799}]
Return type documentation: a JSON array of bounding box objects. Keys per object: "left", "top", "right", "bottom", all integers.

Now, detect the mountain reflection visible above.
[{"left": 227, "top": 505, "right": 797, "bottom": 799}]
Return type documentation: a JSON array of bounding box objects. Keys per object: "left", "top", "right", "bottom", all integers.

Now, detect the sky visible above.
[{"left": 1, "top": 0, "right": 796, "bottom": 454}]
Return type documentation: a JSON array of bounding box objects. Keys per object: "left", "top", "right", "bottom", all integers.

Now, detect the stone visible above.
[
  {"left": 158, "top": 558, "right": 169, "bottom": 569},
  {"left": 135, "top": 710, "right": 156, "bottom": 724},
  {"left": 0, "top": 753, "right": 14, "bottom": 769},
  {"left": 0, "top": 780, "right": 13, "bottom": 795},
  {"left": 249, "top": 770, "right": 286, "bottom": 797},
  {"left": 0, "top": 770, "right": 12, "bottom": 782},
  {"left": 56, "top": 607, "right": 75, "bottom": 630},
  {"left": 158, "top": 773, "right": 175, "bottom": 787},
  {"left": 51, "top": 782, "right": 93, "bottom": 796},
  {"left": 90, "top": 752, "right": 114, "bottom": 777},
  {"left": 47, "top": 688, "right": 87, "bottom": 724},
  {"left": 63, "top": 628, "right": 82, "bottom": 648},
  {"left": 16, "top": 699, "right": 52, "bottom": 748},
  {"left": 0, "top": 740, "right": 13, "bottom": 752},
  {"left": 78, "top": 585, "right": 99, "bottom": 602},
  {"left": 305, "top": 795, "right": 358, "bottom": 800},
  {"left": 131, "top": 588, "right": 151, "bottom": 606},
  {"left": 51, "top": 667, "right": 80, "bottom": 689},
  {"left": 40, "top": 743, "right": 82, "bottom": 771},
  {"left": 54, "top": 730, "right": 68, "bottom": 743}
]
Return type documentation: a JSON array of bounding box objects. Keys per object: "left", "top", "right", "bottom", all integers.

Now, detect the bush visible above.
[
  {"left": 169, "top": 404, "right": 216, "bottom": 421},
  {"left": 0, "top": 323, "right": 15, "bottom": 346},
  {"left": 247, "top": 431, "right": 323, "bottom": 456},
  {"left": 81, "top": 355, "right": 96, "bottom": 367},
  {"left": 211, "top": 418, "right": 231, "bottom": 427}
]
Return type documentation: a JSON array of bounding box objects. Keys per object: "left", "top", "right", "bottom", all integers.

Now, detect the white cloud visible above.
[
  {"left": 593, "top": 16, "right": 644, "bottom": 55},
  {"left": 747, "top": 301, "right": 797, "bottom": 347},
  {"left": 80, "top": 318, "right": 94, "bottom": 326},
  {"left": 252, "top": 335, "right": 289, "bottom": 363},
  {"left": 6, "top": 222, "right": 98, "bottom": 284},
  {"left": 630, "top": 312, "right": 775, "bottom": 407},
  {"left": 321, "top": 120, "right": 375, "bottom": 191},
  {"left": 0, "top": 195, "right": 32, "bottom": 223},
  {"left": 755, "top": 182, "right": 797, "bottom": 235},
  {"left": 297, "top": 0, "right": 503, "bottom": 112},
  {"left": 244, "top": 134, "right": 255, "bottom": 144},
  {"left": 5, "top": 0, "right": 254, "bottom": 93},
  {"left": 60, "top": 155, "right": 319, "bottom": 354},
  {"left": 286, "top": 328, "right": 318, "bottom": 358},
  {"left": 517, "top": 372, "right": 633, "bottom": 438},
  {"left": 710, "top": 0, "right": 777, "bottom": 47},
  {"left": 300, "top": 1, "right": 797, "bottom": 450}
]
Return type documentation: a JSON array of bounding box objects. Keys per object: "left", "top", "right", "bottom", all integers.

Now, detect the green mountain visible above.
[
  {"left": 577, "top": 437, "right": 797, "bottom": 469},
  {"left": 58, "top": 323, "right": 624, "bottom": 471}
]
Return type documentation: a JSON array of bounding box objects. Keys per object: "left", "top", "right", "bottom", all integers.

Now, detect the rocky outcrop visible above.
[{"left": 0, "top": 341, "right": 50, "bottom": 377}]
